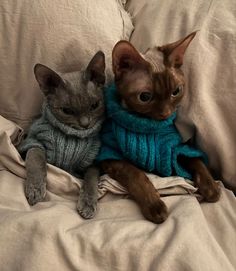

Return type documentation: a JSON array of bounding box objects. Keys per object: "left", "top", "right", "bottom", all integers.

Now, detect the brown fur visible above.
[{"left": 101, "top": 32, "right": 220, "bottom": 224}]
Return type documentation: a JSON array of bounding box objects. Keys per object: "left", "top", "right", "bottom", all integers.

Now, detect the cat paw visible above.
[
  {"left": 24, "top": 180, "right": 46, "bottom": 205},
  {"left": 195, "top": 173, "right": 221, "bottom": 202},
  {"left": 141, "top": 198, "right": 168, "bottom": 224},
  {"left": 77, "top": 190, "right": 97, "bottom": 219}
]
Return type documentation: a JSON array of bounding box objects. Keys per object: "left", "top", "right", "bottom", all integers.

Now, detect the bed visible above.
[{"left": 0, "top": 1, "right": 235, "bottom": 270}]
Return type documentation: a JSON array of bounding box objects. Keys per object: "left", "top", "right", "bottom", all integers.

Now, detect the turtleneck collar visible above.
[
  {"left": 42, "top": 103, "right": 103, "bottom": 138},
  {"left": 105, "top": 83, "right": 176, "bottom": 133}
]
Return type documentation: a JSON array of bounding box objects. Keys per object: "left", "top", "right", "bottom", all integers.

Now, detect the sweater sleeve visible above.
[
  {"left": 96, "top": 120, "right": 123, "bottom": 162},
  {"left": 18, "top": 119, "right": 46, "bottom": 155},
  {"left": 173, "top": 143, "right": 208, "bottom": 180}
]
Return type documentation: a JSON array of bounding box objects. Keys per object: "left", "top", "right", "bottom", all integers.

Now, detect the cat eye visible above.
[
  {"left": 61, "top": 107, "right": 75, "bottom": 115},
  {"left": 138, "top": 92, "right": 153, "bottom": 103},
  {"left": 90, "top": 101, "right": 99, "bottom": 111},
  {"left": 171, "top": 86, "right": 183, "bottom": 97}
]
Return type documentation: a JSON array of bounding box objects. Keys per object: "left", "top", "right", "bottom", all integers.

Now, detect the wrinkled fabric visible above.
[
  {"left": 0, "top": 0, "right": 133, "bottom": 129},
  {"left": 0, "top": 0, "right": 236, "bottom": 270},
  {"left": 0, "top": 115, "right": 235, "bottom": 271}
]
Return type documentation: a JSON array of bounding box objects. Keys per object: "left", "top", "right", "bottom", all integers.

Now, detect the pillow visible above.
[
  {"left": 126, "top": 0, "right": 236, "bottom": 191},
  {"left": 0, "top": 0, "right": 133, "bottom": 129}
]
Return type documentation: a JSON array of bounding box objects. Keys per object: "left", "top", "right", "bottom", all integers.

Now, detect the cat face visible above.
[
  {"left": 34, "top": 51, "right": 106, "bottom": 129},
  {"left": 112, "top": 32, "right": 196, "bottom": 120}
]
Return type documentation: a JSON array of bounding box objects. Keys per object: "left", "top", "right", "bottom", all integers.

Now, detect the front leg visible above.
[
  {"left": 183, "top": 157, "right": 221, "bottom": 202},
  {"left": 101, "top": 160, "right": 168, "bottom": 224},
  {"left": 77, "top": 166, "right": 99, "bottom": 219},
  {"left": 25, "top": 147, "right": 47, "bottom": 205}
]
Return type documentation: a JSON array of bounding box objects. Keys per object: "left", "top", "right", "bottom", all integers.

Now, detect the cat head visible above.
[
  {"left": 34, "top": 51, "right": 106, "bottom": 129},
  {"left": 112, "top": 32, "right": 196, "bottom": 120}
]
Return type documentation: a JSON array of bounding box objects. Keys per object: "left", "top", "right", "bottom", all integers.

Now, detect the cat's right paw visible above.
[
  {"left": 194, "top": 172, "right": 221, "bottom": 203},
  {"left": 77, "top": 190, "right": 97, "bottom": 219},
  {"left": 141, "top": 198, "right": 168, "bottom": 224},
  {"left": 77, "top": 201, "right": 97, "bottom": 219},
  {"left": 24, "top": 180, "right": 46, "bottom": 205}
]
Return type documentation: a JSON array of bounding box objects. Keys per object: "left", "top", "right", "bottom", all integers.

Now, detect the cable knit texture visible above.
[
  {"left": 96, "top": 84, "right": 207, "bottom": 180},
  {"left": 19, "top": 103, "right": 102, "bottom": 175}
]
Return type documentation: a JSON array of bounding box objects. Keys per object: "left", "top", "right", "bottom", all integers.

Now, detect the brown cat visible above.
[{"left": 98, "top": 32, "right": 221, "bottom": 224}]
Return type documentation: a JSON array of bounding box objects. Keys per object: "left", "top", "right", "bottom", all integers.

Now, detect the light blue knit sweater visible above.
[
  {"left": 19, "top": 103, "right": 102, "bottom": 175},
  {"left": 96, "top": 84, "right": 207, "bottom": 180}
]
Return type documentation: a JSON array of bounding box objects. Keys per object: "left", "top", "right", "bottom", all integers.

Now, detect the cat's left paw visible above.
[
  {"left": 77, "top": 189, "right": 97, "bottom": 219},
  {"left": 194, "top": 173, "right": 221, "bottom": 202}
]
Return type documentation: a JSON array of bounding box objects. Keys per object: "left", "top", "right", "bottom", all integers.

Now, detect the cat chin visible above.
[
  {"left": 71, "top": 125, "right": 86, "bottom": 130},
  {"left": 70, "top": 124, "right": 93, "bottom": 130}
]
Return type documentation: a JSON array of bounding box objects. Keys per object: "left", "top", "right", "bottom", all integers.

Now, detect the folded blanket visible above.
[{"left": 0, "top": 115, "right": 236, "bottom": 271}]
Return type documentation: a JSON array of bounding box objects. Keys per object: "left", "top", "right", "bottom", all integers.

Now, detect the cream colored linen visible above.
[
  {"left": 0, "top": 0, "right": 133, "bottom": 129},
  {"left": 0, "top": 112, "right": 235, "bottom": 271},
  {"left": 126, "top": 0, "right": 236, "bottom": 191}
]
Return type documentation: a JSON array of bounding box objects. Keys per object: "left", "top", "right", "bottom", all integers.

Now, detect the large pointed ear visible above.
[
  {"left": 158, "top": 31, "right": 197, "bottom": 68},
  {"left": 34, "top": 64, "right": 64, "bottom": 96},
  {"left": 112, "top": 40, "right": 149, "bottom": 79},
  {"left": 85, "top": 51, "right": 106, "bottom": 85}
]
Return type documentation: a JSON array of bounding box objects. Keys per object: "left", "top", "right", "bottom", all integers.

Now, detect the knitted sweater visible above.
[
  {"left": 96, "top": 84, "right": 207, "bottom": 180},
  {"left": 19, "top": 103, "right": 102, "bottom": 175}
]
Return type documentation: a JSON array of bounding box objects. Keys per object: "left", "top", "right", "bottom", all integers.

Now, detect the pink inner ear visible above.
[
  {"left": 86, "top": 51, "right": 105, "bottom": 74},
  {"left": 34, "top": 64, "right": 63, "bottom": 92},
  {"left": 45, "top": 74, "right": 61, "bottom": 88},
  {"left": 112, "top": 41, "right": 147, "bottom": 77},
  {"left": 160, "top": 31, "right": 197, "bottom": 68},
  {"left": 171, "top": 36, "right": 195, "bottom": 67},
  {"left": 169, "top": 47, "right": 186, "bottom": 68},
  {"left": 119, "top": 56, "right": 133, "bottom": 69}
]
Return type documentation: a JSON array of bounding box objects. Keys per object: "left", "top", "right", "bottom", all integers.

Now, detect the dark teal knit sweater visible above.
[
  {"left": 96, "top": 84, "right": 207, "bottom": 180},
  {"left": 19, "top": 104, "right": 102, "bottom": 176}
]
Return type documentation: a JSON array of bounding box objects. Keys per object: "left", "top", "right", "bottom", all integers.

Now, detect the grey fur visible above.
[
  {"left": 25, "top": 148, "right": 47, "bottom": 205},
  {"left": 24, "top": 51, "right": 105, "bottom": 219},
  {"left": 77, "top": 166, "right": 99, "bottom": 218}
]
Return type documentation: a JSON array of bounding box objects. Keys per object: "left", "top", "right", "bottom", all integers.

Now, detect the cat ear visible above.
[
  {"left": 34, "top": 64, "right": 64, "bottom": 95},
  {"left": 85, "top": 51, "right": 106, "bottom": 85},
  {"left": 112, "top": 40, "right": 149, "bottom": 79},
  {"left": 158, "top": 31, "right": 197, "bottom": 68}
]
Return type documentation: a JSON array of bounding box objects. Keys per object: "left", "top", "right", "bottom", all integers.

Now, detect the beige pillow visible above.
[
  {"left": 126, "top": 0, "right": 236, "bottom": 191},
  {"left": 0, "top": 0, "right": 133, "bottom": 129}
]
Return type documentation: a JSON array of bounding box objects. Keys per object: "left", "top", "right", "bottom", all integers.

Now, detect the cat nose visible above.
[
  {"left": 159, "top": 111, "right": 171, "bottom": 119},
  {"left": 79, "top": 116, "right": 90, "bottom": 128}
]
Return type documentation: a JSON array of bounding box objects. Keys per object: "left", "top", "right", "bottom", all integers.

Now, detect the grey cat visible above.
[{"left": 19, "top": 51, "right": 106, "bottom": 219}]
